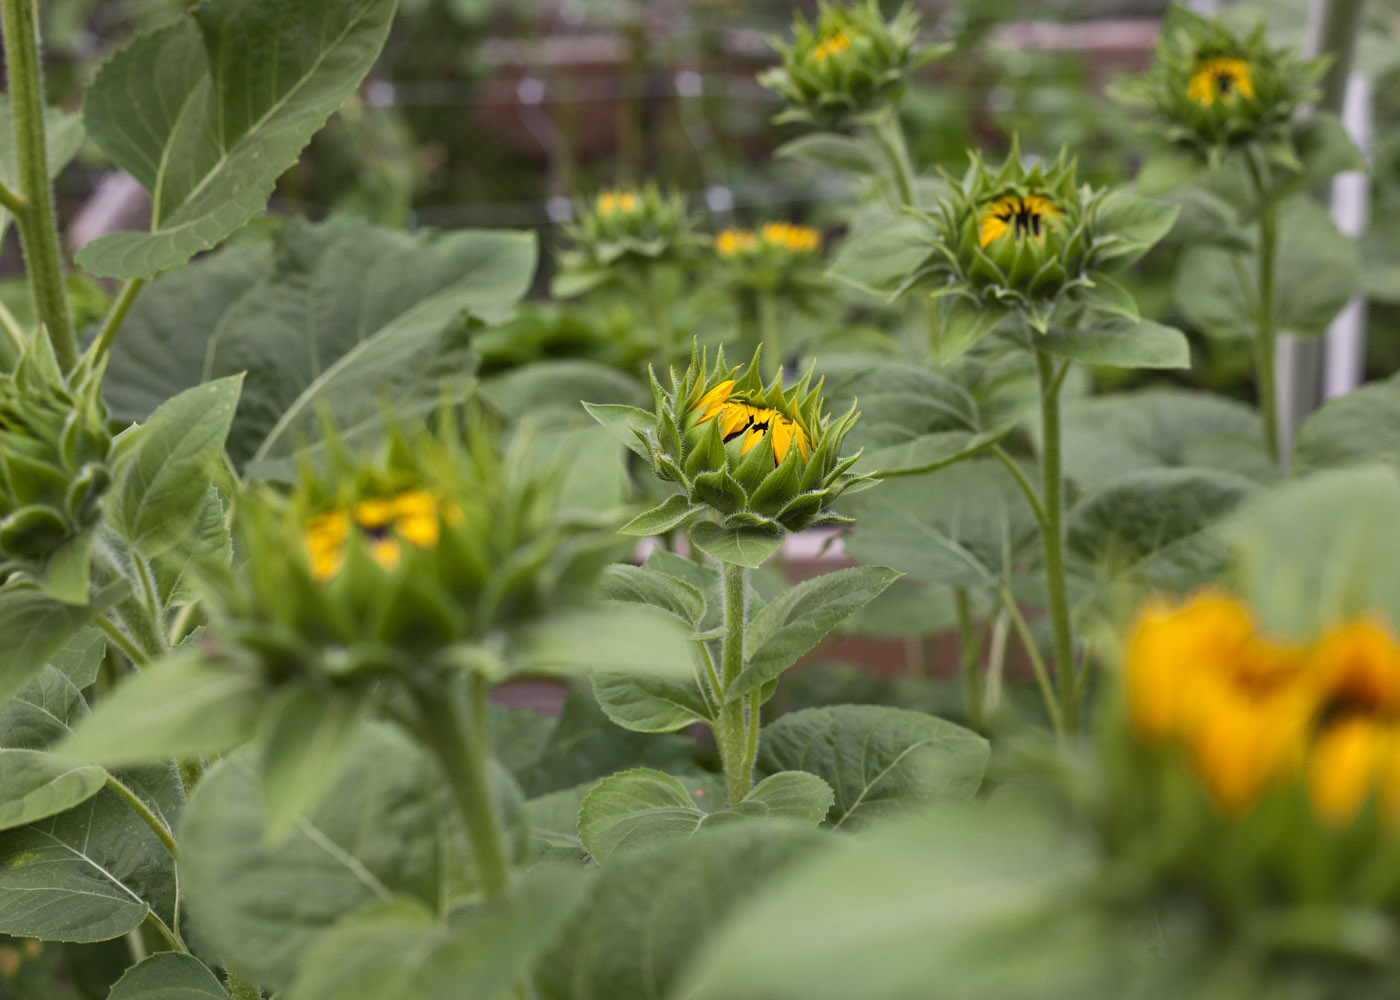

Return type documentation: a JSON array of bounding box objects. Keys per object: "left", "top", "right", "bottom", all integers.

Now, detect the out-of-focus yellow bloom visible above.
[
  {"left": 304, "top": 489, "right": 453, "bottom": 581},
  {"left": 1126, "top": 593, "right": 1400, "bottom": 825},
  {"left": 811, "top": 30, "right": 852, "bottom": 64},
  {"left": 715, "top": 229, "right": 759, "bottom": 258},
  {"left": 1185, "top": 57, "right": 1255, "bottom": 107},
  {"left": 691, "top": 379, "right": 812, "bottom": 465},
  {"left": 760, "top": 222, "right": 821, "bottom": 254},
  {"left": 977, "top": 193, "right": 1061, "bottom": 249},
  {"left": 596, "top": 191, "right": 639, "bottom": 216}
]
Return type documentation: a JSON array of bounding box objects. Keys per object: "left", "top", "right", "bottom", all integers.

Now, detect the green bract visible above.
[
  {"left": 1124, "top": 3, "right": 1325, "bottom": 165},
  {"left": 0, "top": 336, "right": 111, "bottom": 599},
  {"left": 554, "top": 184, "right": 698, "bottom": 297},
  {"left": 903, "top": 143, "right": 1178, "bottom": 333},
  {"left": 611, "top": 345, "right": 871, "bottom": 539},
  {"left": 215, "top": 416, "right": 618, "bottom": 688},
  {"left": 758, "top": 0, "right": 938, "bottom": 128}
]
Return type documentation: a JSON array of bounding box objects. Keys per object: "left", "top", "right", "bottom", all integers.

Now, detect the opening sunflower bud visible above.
[
  {"left": 977, "top": 193, "right": 1061, "bottom": 249},
  {"left": 759, "top": 0, "right": 936, "bottom": 128},
  {"left": 303, "top": 489, "right": 459, "bottom": 582},
  {"left": 690, "top": 380, "right": 812, "bottom": 466},
  {"left": 1186, "top": 56, "right": 1254, "bottom": 107},
  {"left": 1123, "top": 4, "right": 1325, "bottom": 159}
]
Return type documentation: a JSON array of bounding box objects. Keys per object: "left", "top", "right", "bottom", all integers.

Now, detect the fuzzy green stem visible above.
[
  {"left": 998, "top": 587, "right": 1064, "bottom": 736},
  {"left": 409, "top": 677, "right": 511, "bottom": 900},
  {"left": 714, "top": 560, "right": 753, "bottom": 805},
  {"left": 223, "top": 968, "right": 262, "bottom": 1000},
  {"left": 85, "top": 278, "right": 146, "bottom": 370},
  {"left": 106, "top": 772, "right": 178, "bottom": 859},
  {"left": 1255, "top": 204, "right": 1281, "bottom": 466},
  {"left": 1, "top": 0, "right": 76, "bottom": 369},
  {"left": 954, "top": 587, "right": 984, "bottom": 732},
  {"left": 870, "top": 103, "right": 916, "bottom": 209},
  {"left": 1242, "top": 156, "right": 1281, "bottom": 466},
  {"left": 756, "top": 289, "right": 782, "bottom": 382},
  {"left": 96, "top": 616, "right": 150, "bottom": 667},
  {"left": 1034, "top": 347, "right": 1078, "bottom": 733}
]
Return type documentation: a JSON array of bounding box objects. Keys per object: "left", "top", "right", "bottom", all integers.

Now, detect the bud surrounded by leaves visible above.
[
  {"left": 0, "top": 337, "right": 111, "bottom": 600},
  {"left": 218, "top": 416, "right": 617, "bottom": 687},
  {"left": 714, "top": 222, "right": 827, "bottom": 301},
  {"left": 759, "top": 0, "right": 937, "bottom": 128},
  {"left": 611, "top": 345, "right": 871, "bottom": 537},
  {"left": 1125, "top": 4, "right": 1325, "bottom": 164},
  {"left": 905, "top": 143, "right": 1176, "bottom": 333},
  {"left": 554, "top": 184, "right": 698, "bottom": 297}
]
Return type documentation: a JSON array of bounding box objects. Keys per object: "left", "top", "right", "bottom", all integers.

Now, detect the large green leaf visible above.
[
  {"left": 57, "top": 647, "right": 264, "bottom": 767},
  {"left": 591, "top": 672, "right": 714, "bottom": 733},
  {"left": 676, "top": 799, "right": 1114, "bottom": 1000},
  {"left": 0, "top": 582, "right": 124, "bottom": 705},
  {"left": 110, "top": 375, "right": 243, "bottom": 552},
  {"left": 103, "top": 220, "right": 537, "bottom": 473},
  {"left": 1222, "top": 465, "right": 1400, "bottom": 639},
  {"left": 576, "top": 769, "right": 707, "bottom": 864},
  {"left": 479, "top": 360, "right": 645, "bottom": 425},
  {"left": 538, "top": 822, "right": 825, "bottom": 1000},
  {"left": 827, "top": 216, "right": 931, "bottom": 298},
  {"left": 732, "top": 567, "right": 902, "bottom": 699},
  {"left": 1038, "top": 317, "right": 1190, "bottom": 370},
  {"left": 1293, "top": 374, "right": 1400, "bottom": 474},
  {"left": 256, "top": 685, "right": 367, "bottom": 840},
  {"left": 0, "top": 749, "right": 106, "bottom": 832},
  {"left": 0, "top": 666, "right": 88, "bottom": 750},
  {"left": 1059, "top": 389, "right": 1268, "bottom": 489},
  {"left": 756, "top": 705, "right": 989, "bottom": 829},
  {"left": 0, "top": 765, "right": 181, "bottom": 943},
  {"left": 180, "top": 725, "right": 458, "bottom": 990},
  {"left": 289, "top": 868, "right": 589, "bottom": 1000},
  {"left": 687, "top": 522, "right": 784, "bottom": 569},
  {"left": 77, "top": 0, "right": 401, "bottom": 278},
  {"left": 843, "top": 459, "right": 1038, "bottom": 589},
  {"left": 1174, "top": 195, "right": 1359, "bottom": 340},
  {"left": 1068, "top": 467, "right": 1255, "bottom": 607},
  {"left": 108, "top": 953, "right": 230, "bottom": 1000}
]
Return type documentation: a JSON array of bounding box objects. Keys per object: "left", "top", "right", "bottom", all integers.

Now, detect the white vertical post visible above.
[{"left": 1322, "top": 72, "right": 1373, "bottom": 400}]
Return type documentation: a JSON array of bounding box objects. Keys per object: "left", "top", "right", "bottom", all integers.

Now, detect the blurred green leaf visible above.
[
  {"left": 757, "top": 705, "right": 989, "bottom": 829},
  {"left": 78, "top": 0, "right": 401, "bottom": 278}
]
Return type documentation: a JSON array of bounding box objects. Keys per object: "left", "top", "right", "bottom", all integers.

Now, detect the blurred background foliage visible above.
[{"left": 12, "top": 0, "right": 1399, "bottom": 398}]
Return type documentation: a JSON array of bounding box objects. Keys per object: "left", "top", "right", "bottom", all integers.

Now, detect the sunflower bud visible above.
[
  {"left": 618, "top": 344, "right": 871, "bottom": 537},
  {"left": 0, "top": 337, "right": 111, "bottom": 600},
  {"left": 899, "top": 142, "right": 1175, "bottom": 334},
  {"left": 758, "top": 0, "right": 938, "bottom": 128},
  {"left": 1124, "top": 4, "right": 1325, "bottom": 164},
  {"left": 554, "top": 184, "right": 698, "bottom": 296},
  {"left": 218, "top": 416, "right": 618, "bottom": 687},
  {"left": 714, "top": 222, "right": 826, "bottom": 298}
]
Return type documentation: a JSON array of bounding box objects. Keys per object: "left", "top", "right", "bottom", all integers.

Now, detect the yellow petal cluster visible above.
[
  {"left": 1185, "top": 56, "right": 1255, "bottom": 106},
  {"left": 303, "top": 489, "right": 458, "bottom": 581},
  {"left": 714, "top": 224, "right": 821, "bottom": 259},
  {"left": 1126, "top": 592, "right": 1400, "bottom": 825},
  {"left": 977, "top": 193, "right": 1060, "bottom": 249},
  {"left": 692, "top": 379, "right": 812, "bottom": 465},
  {"left": 596, "top": 190, "right": 639, "bottom": 216},
  {"left": 811, "top": 30, "right": 852, "bottom": 64}
]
